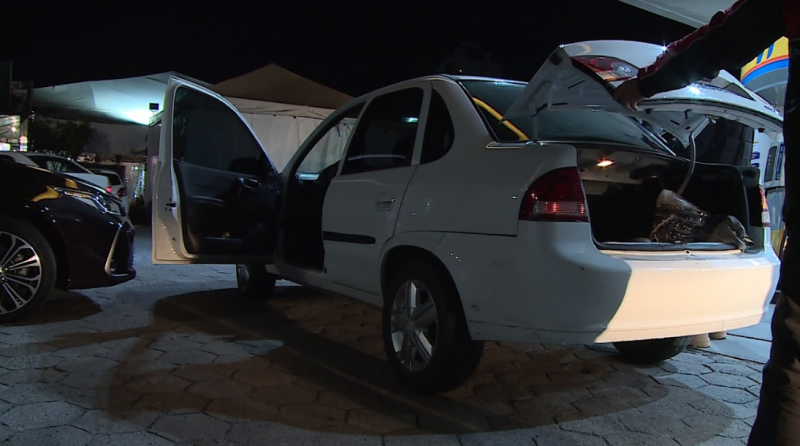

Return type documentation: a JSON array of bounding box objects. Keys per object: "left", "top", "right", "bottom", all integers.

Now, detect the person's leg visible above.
[{"left": 748, "top": 239, "right": 800, "bottom": 445}]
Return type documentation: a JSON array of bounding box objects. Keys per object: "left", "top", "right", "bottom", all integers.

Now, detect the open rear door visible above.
[{"left": 152, "top": 77, "right": 281, "bottom": 264}]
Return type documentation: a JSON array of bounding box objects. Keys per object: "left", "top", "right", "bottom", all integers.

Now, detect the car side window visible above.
[
  {"left": 340, "top": 88, "right": 423, "bottom": 175},
  {"left": 172, "top": 86, "right": 271, "bottom": 178},
  {"left": 420, "top": 90, "right": 454, "bottom": 164},
  {"left": 295, "top": 103, "right": 364, "bottom": 177}
]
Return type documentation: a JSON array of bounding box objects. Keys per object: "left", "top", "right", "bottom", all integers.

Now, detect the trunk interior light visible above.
[{"left": 596, "top": 159, "right": 615, "bottom": 168}]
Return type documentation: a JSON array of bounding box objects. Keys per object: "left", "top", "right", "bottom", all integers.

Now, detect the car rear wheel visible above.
[
  {"left": 235, "top": 263, "right": 276, "bottom": 301},
  {"left": 382, "top": 259, "right": 483, "bottom": 393},
  {"left": 0, "top": 217, "right": 57, "bottom": 322},
  {"left": 613, "top": 336, "right": 692, "bottom": 363}
]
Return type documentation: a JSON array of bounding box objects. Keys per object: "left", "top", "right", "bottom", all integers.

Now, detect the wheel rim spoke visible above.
[
  {"left": 1, "top": 282, "right": 26, "bottom": 309},
  {"left": 0, "top": 231, "right": 43, "bottom": 314},
  {"left": 412, "top": 331, "right": 433, "bottom": 363},
  {"left": 390, "top": 278, "right": 438, "bottom": 371}
]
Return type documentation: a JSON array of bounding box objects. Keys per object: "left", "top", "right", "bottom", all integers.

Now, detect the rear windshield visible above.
[
  {"left": 461, "top": 80, "right": 672, "bottom": 154},
  {"left": 98, "top": 172, "right": 122, "bottom": 185}
]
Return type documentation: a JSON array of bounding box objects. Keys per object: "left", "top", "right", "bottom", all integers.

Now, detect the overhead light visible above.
[
  {"left": 10, "top": 126, "right": 16, "bottom": 133},
  {"left": 402, "top": 117, "right": 418, "bottom": 123},
  {"left": 123, "top": 110, "right": 154, "bottom": 125},
  {"left": 597, "top": 159, "right": 615, "bottom": 168}
]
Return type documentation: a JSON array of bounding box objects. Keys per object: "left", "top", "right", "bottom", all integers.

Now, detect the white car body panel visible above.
[
  {"left": 153, "top": 39, "right": 782, "bottom": 346},
  {"left": 3, "top": 152, "right": 111, "bottom": 190}
]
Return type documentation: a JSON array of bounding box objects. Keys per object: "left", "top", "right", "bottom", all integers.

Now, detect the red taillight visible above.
[
  {"left": 760, "top": 186, "right": 771, "bottom": 227},
  {"left": 520, "top": 167, "right": 588, "bottom": 222},
  {"left": 117, "top": 187, "right": 127, "bottom": 198},
  {"left": 106, "top": 186, "right": 113, "bottom": 194},
  {"left": 572, "top": 55, "right": 638, "bottom": 82}
]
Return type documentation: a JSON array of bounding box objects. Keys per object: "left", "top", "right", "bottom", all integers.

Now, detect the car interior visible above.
[
  {"left": 171, "top": 86, "right": 280, "bottom": 256},
  {"left": 283, "top": 89, "right": 422, "bottom": 270}
]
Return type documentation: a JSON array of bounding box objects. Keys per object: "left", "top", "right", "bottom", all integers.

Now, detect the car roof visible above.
[{"left": 338, "top": 74, "right": 527, "bottom": 112}]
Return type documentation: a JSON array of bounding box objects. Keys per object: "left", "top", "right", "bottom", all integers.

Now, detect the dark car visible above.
[{"left": 0, "top": 161, "right": 136, "bottom": 322}]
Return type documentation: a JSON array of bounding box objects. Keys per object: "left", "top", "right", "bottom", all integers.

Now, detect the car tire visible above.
[
  {"left": 613, "top": 336, "right": 692, "bottom": 363},
  {"left": 235, "top": 263, "right": 276, "bottom": 301},
  {"left": 382, "top": 259, "right": 484, "bottom": 393},
  {"left": 0, "top": 217, "right": 57, "bottom": 323}
]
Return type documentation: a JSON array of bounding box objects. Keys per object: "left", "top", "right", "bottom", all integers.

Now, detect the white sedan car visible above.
[
  {"left": 1, "top": 152, "right": 110, "bottom": 191},
  {"left": 152, "top": 40, "right": 782, "bottom": 393}
]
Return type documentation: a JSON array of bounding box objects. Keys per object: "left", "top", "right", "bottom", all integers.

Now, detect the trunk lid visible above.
[{"left": 505, "top": 40, "right": 783, "bottom": 148}]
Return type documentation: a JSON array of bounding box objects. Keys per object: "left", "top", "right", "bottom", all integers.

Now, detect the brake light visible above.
[
  {"left": 106, "top": 186, "right": 113, "bottom": 194},
  {"left": 118, "top": 187, "right": 127, "bottom": 198},
  {"left": 519, "top": 167, "right": 588, "bottom": 222},
  {"left": 572, "top": 55, "right": 638, "bottom": 82},
  {"left": 760, "top": 186, "right": 771, "bottom": 227}
]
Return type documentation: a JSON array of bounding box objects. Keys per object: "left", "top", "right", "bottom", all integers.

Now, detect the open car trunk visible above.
[
  {"left": 576, "top": 144, "right": 766, "bottom": 252},
  {"left": 495, "top": 40, "right": 783, "bottom": 253}
]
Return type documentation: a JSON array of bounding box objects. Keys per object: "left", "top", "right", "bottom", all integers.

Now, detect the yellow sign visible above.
[{"left": 741, "top": 37, "right": 789, "bottom": 85}]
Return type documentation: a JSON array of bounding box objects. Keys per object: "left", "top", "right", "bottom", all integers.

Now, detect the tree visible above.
[{"left": 27, "top": 117, "right": 95, "bottom": 158}]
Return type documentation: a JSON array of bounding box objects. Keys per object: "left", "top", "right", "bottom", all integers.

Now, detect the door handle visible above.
[{"left": 165, "top": 202, "right": 176, "bottom": 208}]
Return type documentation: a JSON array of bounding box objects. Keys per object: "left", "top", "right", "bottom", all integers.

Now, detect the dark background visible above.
[{"left": 2, "top": 1, "right": 693, "bottom": 96}]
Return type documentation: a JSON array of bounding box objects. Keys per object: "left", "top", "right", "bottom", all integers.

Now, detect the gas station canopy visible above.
[{"left": 617, "top": 0, "right": 737, "bottom": 27}]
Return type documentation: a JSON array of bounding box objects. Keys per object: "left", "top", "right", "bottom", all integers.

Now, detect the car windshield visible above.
[
  {"left": 460, "top": 80, "right": 673, "bottom": 155},
  {"left": 97, "top": 172, "right": 122, "bottom": 185}
]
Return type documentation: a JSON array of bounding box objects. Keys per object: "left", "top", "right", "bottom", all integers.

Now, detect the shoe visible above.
[
  {"left": 690, "top": 333, "right": 711, "bottom": 348},
  {"left": 710, "top": 331, "right": 727, "bottom": 340}
]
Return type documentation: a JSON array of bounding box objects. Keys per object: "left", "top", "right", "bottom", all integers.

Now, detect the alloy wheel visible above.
[
  {"left": 389, "top": 279, "right": 439, "bottom": 371},
  {"left": 0, "top": 231, "right": 43, "bottom": 315}
]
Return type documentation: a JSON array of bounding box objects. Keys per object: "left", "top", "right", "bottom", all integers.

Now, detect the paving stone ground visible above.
[{"left": 0, "top": 228, "right": 767, "bottom": 445}]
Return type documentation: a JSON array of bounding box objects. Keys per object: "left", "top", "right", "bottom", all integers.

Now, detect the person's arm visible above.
[{"left": 637, "top": 0, "right": 785, "bottom": 98}]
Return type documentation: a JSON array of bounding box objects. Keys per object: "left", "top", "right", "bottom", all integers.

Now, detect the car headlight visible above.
[{"left": 54, "top": 188, "right": 123, "bottom": 216}]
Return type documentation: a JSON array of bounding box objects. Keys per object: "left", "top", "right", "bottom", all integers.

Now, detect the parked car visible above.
[
  {"left": 0, "top": 152, "right": 110, "bottom": 191},
  {"left": 151, "top": 40, "right": 782, "bottom": 393},
  {"left": 0, "top": 161, "right": 135, "bottom": 322},
  {"left": 90, "top": 168, "right": 129, "bottom": 212}
]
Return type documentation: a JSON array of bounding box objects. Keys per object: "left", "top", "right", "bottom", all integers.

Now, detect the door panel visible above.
[
  {"left": 321, "top": 86, "right": 429, "bottom": 294},
  {"left": 152, "top": 77, "right": 280, "bottom": 264}
]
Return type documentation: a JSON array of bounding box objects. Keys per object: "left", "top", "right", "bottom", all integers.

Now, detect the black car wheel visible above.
[
  {"left": 0, "top": 217, "right": 57, "bottom": 322},
  {"left": 382, "top": 259, "right": 483, "bottom": 393},
  {"left": 236, "top": 263, "right": 276, "bottom": 301},
  {"left": 613, "top": 336, "right": 692, "bottom": 363}
]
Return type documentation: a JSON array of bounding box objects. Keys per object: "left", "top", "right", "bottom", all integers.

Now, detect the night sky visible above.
[{"left": 3, "top": 1, "right": 692, "bottom": 97}]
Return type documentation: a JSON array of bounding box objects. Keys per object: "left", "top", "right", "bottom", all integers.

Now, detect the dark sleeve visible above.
[{"left": 638, "top": 0, "right": 786, "bottom": 98}]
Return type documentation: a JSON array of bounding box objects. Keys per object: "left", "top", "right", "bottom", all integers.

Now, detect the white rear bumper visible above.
[{"left": 433, "top": 222, "right": 780, "bottom": 344}]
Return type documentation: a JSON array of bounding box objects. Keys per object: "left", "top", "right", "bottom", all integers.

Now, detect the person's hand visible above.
[{"left": 613, "top": 79, "right": 645, "bottom": 111}]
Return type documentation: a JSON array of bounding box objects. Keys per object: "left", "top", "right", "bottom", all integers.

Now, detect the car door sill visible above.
[{"left": 277, "top": 265, "right": 383, "bottom": 307}]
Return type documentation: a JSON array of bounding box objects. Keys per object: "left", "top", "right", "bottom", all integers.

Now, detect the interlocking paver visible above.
[
  {"left": 6, "top": 425, "right": 95, "bottom": 446},
  {"left": 88, "top": 430, "right": 175, "bottom": 446},
  {"left": 133, "top": 392, "right": 210, "bottom": 413},
  {"left": 0, "top": 368, "right": 66, "bottom": 385},
  {"left": 697, "top": 385, "right": 759, "bottom": 405},
  {"left": 384, "top": 434, "right": 462, "bottom": 445},
  {"left": 0, "top": 401, "right": 85, "bottom": 429},
  {"left": 252, "top": 385, "right": 317, "bottom": 406},
  {"left": 125, "top": 374, "right": 192, "bottom": 394},
  {"left": 151, "top": 412, "right": 231, "bottom": 441},
  {"left": 604, "top": 431, "right": 681, "bottom": 445},
  {"left": 56, "top": 357, "right": 120, "bottom": 373},
  {"left": 187, "top": 379, "right": 254, "bottom": 400},
  {"left": 159, "top": 350, "right": 218, "bottom": 365},
  {"left": 148, "top": 339, "right": 202, "bottom": 352},
  {"left": 0, "top": 382, "right": 62, "bottom": 404},
  {"left": 71, "top": 409, "right": 157, "bottom": 434},
  {"left": 532, "top": 427, "right": 608, "bottom": 446},
  {"left": 701, "top": 373, "right": 756, "bottom": 389}
]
